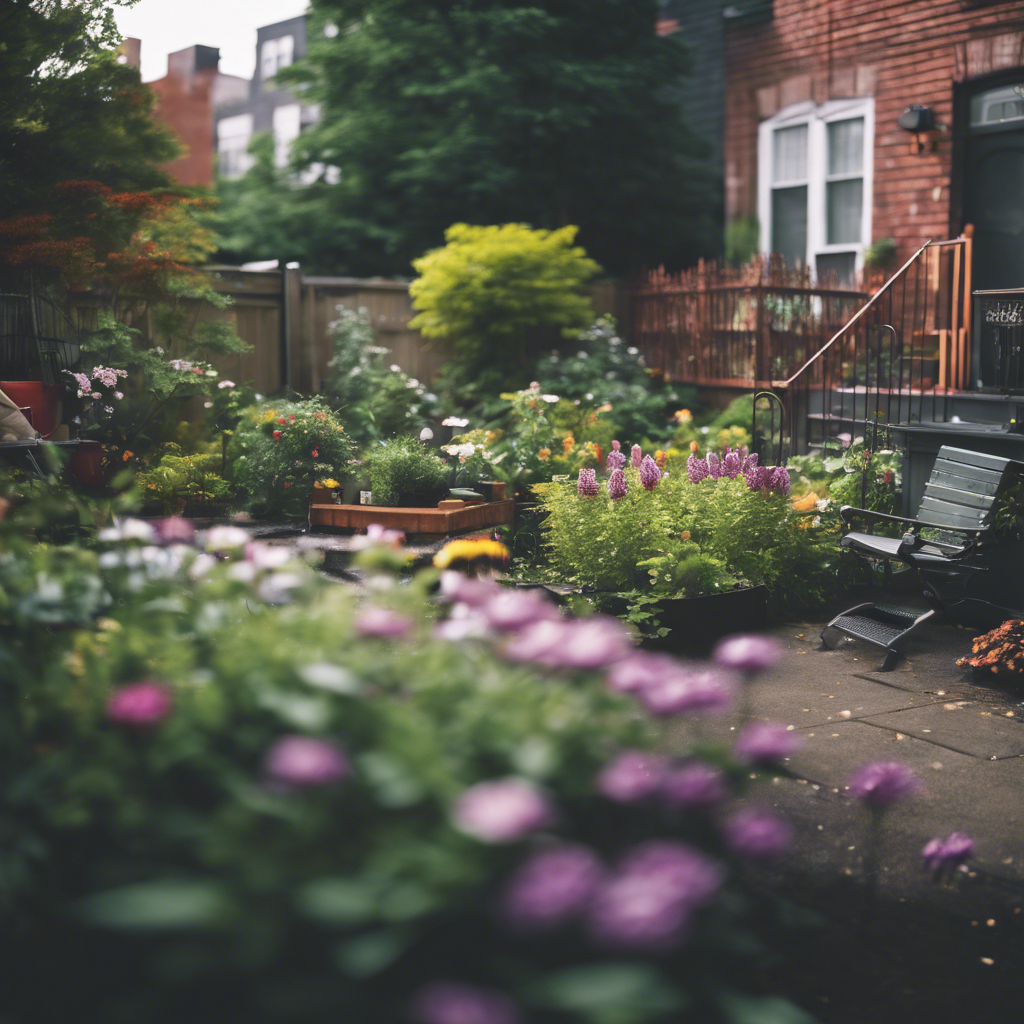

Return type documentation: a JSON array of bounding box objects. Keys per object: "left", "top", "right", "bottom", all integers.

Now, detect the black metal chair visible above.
[{"left": 822, "top": 445, "right": 1024, "bottom": 668}]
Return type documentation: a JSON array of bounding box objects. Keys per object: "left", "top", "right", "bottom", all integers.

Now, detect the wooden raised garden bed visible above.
[{"left": 309, "top": 499, "right": 515, "bottom": 536}]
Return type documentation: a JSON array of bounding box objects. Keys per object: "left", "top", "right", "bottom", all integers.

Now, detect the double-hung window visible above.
[{"left": 758, "top": 98, "right": 874, "bottom": 284}]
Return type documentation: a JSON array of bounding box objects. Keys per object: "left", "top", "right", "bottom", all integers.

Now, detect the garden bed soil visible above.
[{"left": 309, "top": 498, "right": 514, "bottom": 537}]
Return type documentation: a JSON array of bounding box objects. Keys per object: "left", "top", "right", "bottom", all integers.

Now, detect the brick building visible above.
[{"left": 724, "top": 0, "right": 1024, "bottom": 290}]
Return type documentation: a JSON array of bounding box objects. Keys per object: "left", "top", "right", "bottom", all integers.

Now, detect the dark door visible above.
[{"left": 964, "top": 81, "right": 1024, "bottom": 291}]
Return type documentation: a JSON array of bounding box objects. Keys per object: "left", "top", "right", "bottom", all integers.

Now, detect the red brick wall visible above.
[
  {"left": 725, "top": 0, "right": 1024, "bottom": 263},
  {"left": 150, "top": 70, "right": 218, "bottom": 188}
]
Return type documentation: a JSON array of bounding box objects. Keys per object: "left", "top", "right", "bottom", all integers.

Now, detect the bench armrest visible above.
[{"left": 839, "top": 505, "right": 988, "bottom": 537}]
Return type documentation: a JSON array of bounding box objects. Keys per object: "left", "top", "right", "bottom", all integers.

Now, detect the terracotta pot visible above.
[
  {"left": 68, "top": 441, "right": 106, "bottom": 488},
  {"left": 0, "top": 381, "right": 62, "bottom": 437}
]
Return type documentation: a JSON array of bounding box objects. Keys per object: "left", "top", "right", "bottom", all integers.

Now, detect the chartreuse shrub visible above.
[
  {"left": 230, "top": 397, "right": 355, "bottom": 517},
  {"left": 366, "top": 436, "right": 451, "bottom": 506},
  {"left": 0, "top": 496, "right": 822, "bottom": 1024}
]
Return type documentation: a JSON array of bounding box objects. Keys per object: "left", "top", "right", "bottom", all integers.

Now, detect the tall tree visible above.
[{"left": 221, "top": 0, "right": 716, "bottom": 276}]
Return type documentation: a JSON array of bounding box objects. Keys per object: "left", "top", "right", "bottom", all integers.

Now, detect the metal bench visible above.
[{"left": 822, "top": 445, "right": 1024, "bottom": 668}]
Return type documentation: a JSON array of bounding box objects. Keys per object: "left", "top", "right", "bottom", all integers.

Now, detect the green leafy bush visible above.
[
  {"left": 367, "top": 436, "right": 451, "bottom": 506},
  {"left": 231, "top": 398, "right": 355, "bottom": 516},
  {"left": 135, "top": 446, "right": 230, "bottom": 514}
]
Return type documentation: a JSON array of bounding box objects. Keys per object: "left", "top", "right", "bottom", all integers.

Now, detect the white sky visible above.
[{"left": 113, "top": 0, "right": 311, "bottom": 83}]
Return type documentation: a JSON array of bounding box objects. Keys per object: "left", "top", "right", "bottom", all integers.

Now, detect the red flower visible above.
[
  {"left": 283, "top": 481, "right": 290, "bottom": 488},
  {"left": 273, "top": 430, "right": 282, "bottom": 440},
  {"left": 278, "top": 417, "right": 287, "bottom": 425},
  {"left": 311, "top": 448, "right": 319, "bottom": 458},
  {"left": 289, "top": 415, "right": 295, "bottom": 421}
]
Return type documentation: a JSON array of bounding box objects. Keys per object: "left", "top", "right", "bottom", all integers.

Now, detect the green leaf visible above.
[
  {"left": 534, "top": 964, "right": 686, "bottom": 1024},
  {"left": 78, "top": 881, "right": 231, "bottom": 930},
  {"left": 295, "top": 878, "right": 379, "bottom": 925},
  {"left": 719, "top": 994, "right": 820, "bottom": 1024},
  {"left": 334, "top": 930, "right": 407, "bottom": 977}
]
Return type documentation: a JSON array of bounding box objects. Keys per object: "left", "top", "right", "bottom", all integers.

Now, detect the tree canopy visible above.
[{"left": 218, "top": 0, "right": 717, "bottom": 276}]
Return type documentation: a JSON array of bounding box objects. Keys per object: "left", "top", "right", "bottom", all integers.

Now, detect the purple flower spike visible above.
[
  {"left": 264, "top": 735, "right": 351, "bottom": 787},
  {"left": 734, "top": 722, "right": 802, "bottom": 765},
  {"left": 723, "top": 807, "right": 793, "bottom": 862},
  {"left": 597, "top": 750, "right": 670, "bottom": 803},
  {"left": 500, "top": 845, "right": 605, "bottom": 930},
  {"left": 722, "top": 450, "right": 742, "bottom": 479},
  {"left": 483, "top": 589, "right": 560, "bottom": 632},
  {"left": 686, "top": 454, "right": 709, "bottom": 484},
  {"left": 453, "top": 777, "right": 554, "bottom": 843},
  {"left": 741, "top": 452, "right": 759, "bottom": 474},
  {"left": 639, "top": 455, "right": 661, "bottom": 490},
  {"left": 631, "top": 444, "right": 642, "bottom": 468},
  {"left": 847, "top": 762, "right": 918, "bottom": 806},
  {"left": 745, "top": 465, "right": 769, "bottom": 491},
  {"left": 639, "top": 666, "right": 735, "bottom": 716},
  {"left": 770, "top": 466, "right": 791, "bottom": 495},
  {"left": 921, "top": 832, "right": 975, "bottom": 881},
  {"left": 713, "top": 634, "right": 781, "bottom": 674},
  {"left": 606, "top": 450, "right": 627, "bottom": 472},
  {"left": 611, "top": 440, "right": 621, "bottom": 452},
  {"left": 606, "top": 651, "right": 680, "bottom": 693},
  {"left": 661, "top": 762, "right": 729, "bottom": 810},
  {"left": 355, "top": 606, "right": 414, "bottom": 638},
  {"left": 707, "top": 451, "right": 722, "bottom": 479},
  {"left": 107, "top": 680, "right": 173, "bottom": 728},
  {"left": 578, "top": 468, "right": 599, "bottom": 496},
  {"left": 608, "top": 468, "right": 627, "bottom": 501},
  {"left": 411, "top": 983, "right": 519, "bottom": 1024}
]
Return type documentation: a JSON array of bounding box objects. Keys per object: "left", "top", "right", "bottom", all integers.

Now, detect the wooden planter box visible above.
[{"left": 310, "top": 499, "right": 515, "bottom": 536}]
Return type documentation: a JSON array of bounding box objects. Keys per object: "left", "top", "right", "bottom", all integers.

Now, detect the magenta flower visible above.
[
  {"left": 769, "top": 466, "right": 791, "bottom": 495},
  {"left": 722, "top": 450, "right": 742, "bottom": 479},
  {"left": 630, "top": 444, "right": 642, "bottom": 468},
  {"left": 611, "top": 440, "right": 621, "bottom": 452},
  {"left": 577, "top": 468, "right": 599, "bottom": 496},
  {"left": 734, "top": 722, "right": 802, "bottom": 765},
  {"left": 661, "top": 762, "right": 728, "bottom": 810},
  {"left": 453, "top": 777, "right": 554, "bottom": 843},
  {"left": 742, "top": 452, "right": 759, "bottom": 474},
  {"left": 713, "top": 634, "right": 781, "bottom": 674},
  {"left": 707, "top": 451, "right": 722, "bottom": 479},
  {"left": 638, "top": 666, "right": 734, "bottom": 716},
  {"left": 439, "top": 572, "right": 501, "bottom": 608},
  {"left": 264, "top": 735, "right": 351, "bottom": 787},
  {"left": 548, "top": 616, "right": 633, "bottom": 670},
  {"left": 686, "top": 454, "right": 709, "bottom": 483},
  {"left": 107, "top": 680, "right": 173, "bottom": 728},
  {"left": 639, "top": 455, "right": 661, "bottom": 490},
  {"left": 152, "top": 517, "right": 196, "bottom": 545},
  {"left": 606, "top": 450, "right": 627, "bottom": 472},
  {"left": 921, "top": 832, "right": 975, "bottom": 881},
  {"left": 608, "top": 468, "right": 627, "bottom": 501},
  {"left": 354, "top": 605, "right": 414, "bottom": 638},
  {"left": 597, "top": 750, "right": 669, "bottom": 802},
  {"left": 847, "top": 762, "right": 918, "bottom": 806},
  {"left": 411, "top": 983, "right": 519, "bottom": 1024},
  {"left": 483, "top": 588, "right": 560, "bottom": 632},
  {"left": 605, "top": 651, "right": 680, "bottom": 693},
  {"left": 723, "top": 807, "right": 793, "bottom": 862},
  {"left": 500, "top": 845, "right": 604, "bottom": 930},
  {"left": 502, "top": 619, "right": 569, "bottom": 665},
  {"left": 745, "top": 465, "right": 769, "bottom": 491}
]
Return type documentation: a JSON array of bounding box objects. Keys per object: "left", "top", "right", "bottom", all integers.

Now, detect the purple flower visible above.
[
  {"left": 500, "top": 845, "right": 604, "bottom": 929},
  {"left": 712, "top": 634, "right": 781, "bottom": 674},
  {"left": 439, "top": 572, "right": 501, "bottom": 609},
  {"left": 597, "top": 750, "right": 669, "bottom": 802},
  {"left": 608, "top": 468, "right": 627, "bottom": 501},
  {"left": 577, "top": 468, "right": 599, "bottom": 496},
  {"left": 483, "top": 589, "right": 560, "bottom": 632},
  {"left": 453, "top": 778, "right": 554, "bottom": 843},
  {"left": 686, "top": 454, "right": 709, "bottom": 484},
  {"left": 630, "top": 444, "right": 642, "bottom": 468},
  {"left": 745, "top": 465, "right": 769, "bottom": 491},
  {"left": 264, "top": 735, "right": 351, "bottom": 787},
  {"left": 639, "top": 455, "right": 661, "bottom": 490},
  {"left": 638, "top": 666, "right": 735, "bottom": 716},
  {"left": 502, "top": 619, "right": 569, "bottom": 665},
  {"left": 661, "top": 762, "right": 728, "bottom": 810},
  {"left": 549, "top": 616, "right": 633, "bottom": 670},
  {"left": 741, "top": 452, "right": 759, "bottom": 474},
  {"left": 411, "top": 983, "right": 519, "bottom": 1024},
  {"left": 589, "top": 841, "right": 723, "bottom": 948},
  {"left": 847, "top": 762, "right": 918, "bottom": 806},
  {"left": 769, "top": 466, "right": 791, "bottom": 496},
  {"left": 107, "top": 680, "right": 173, "bottom": 727},
  {"left": 152, "top": 517, "right": 196, "bottom": 545},
  {"left": 707, "top": 451, "right": 722, "bottom": 479},
  {"left": 723, "top": 807, "right": 792, "bottom": 862},
  {"left": 722, "top": 450, "right": 742, "bottom": 478},
  {"left": 734, "top": 722, "right": 802, "bottom": 765},
  {"left": 355, "top": 606, "right": 414, "bottom": 638},
  {"left": 611, "top": 440, "right": 621, "bottom": 452},
  {"left": 606, "top": 450, "right": 627, "bottom": 472},
  {"left": 606, "top": 651, "right": 680, "bottom": 693},
  {"left": 921, "top": 832, "right": 975, "bottom": 881}
]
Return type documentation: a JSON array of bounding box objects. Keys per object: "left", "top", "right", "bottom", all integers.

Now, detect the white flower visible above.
[
  {"left": 203, "top": 401, "right": 214, "bottom": 408},
  {"left": 255, "top": 393, "right": 264, "bottom": 401},
  {"left": 218, "top": 380, "right": 235, "bottom": 389},
  {"left": 419, "top": 427, "right": 434, "bottom": 440},
  {"left": 246, "top": 542, "right": 293, "bottom": 570},
  {"left": 227, "top": 562, "right": 257, "bottom": 584},
  {"left": 541, "top": 394, "right": 559, "bottom": 404},
  {"left": 98, "top": 518, "right": 155, "bottom": 544},
  {"left": 114, "top": 391, "right": 123, "bottom": 400},
  {"left": 205, "top": 369, "right": 218, "bottom": 377},
  {"left": 187, "top": 553, "right": 217, "bottom": 581},
  {"left": 204, "top": 525, "right": 251, "bottom": 553},
  {"left": 627, "top": 346, "right": 639, "bottom": 355},
  {"left": 390, "top": 364, "right": 401, "bottom": 372},
  {"left": 442, "top": 416, "right": 469, "bottom": 427}
]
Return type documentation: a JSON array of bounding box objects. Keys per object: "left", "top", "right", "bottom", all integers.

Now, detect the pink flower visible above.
[
  {"left": 638, "top": 667, "right": 735, "bottom": 716},
  {"left": 107, "top": 680, "right": 173, "bottom": 727},
  {"left": 921, "top": 833, "right": 975, "bottom": 881},
  {"left": 722, "top": 807, "right": 792, "bottom": 861},
  {"left": 661, "top": 762, "right": 728, "bottom": 810},
  {"left": 411, "top": 984, "right": 519, "bottom": 1024},
  {"left": 713, "top": 634, "right": 781, "bottom": 674},
  {"left": 608, "top": 468, "right": 627, "bottom": 501},
  {"left": 639, "top": 455, "right": 661, "bottom": 490},
  {"left": 272, "top": 430, "right": 282, "bottom": 440},
  {"left": 606, "top": 651, "right": 680, "bottom": 693},
  {"left": 453, "top": 777, "right": 554, "bottom": 843},
  {"left": 734, "top": 722, "right": 802, "bottom": 764},
  {"left": 769, "top": 465, "right": 791, "bottom": 495},
  {"left": 611, "top": 440, "right": 621, "bottom": 452},
  {"left": 722, "top": 450, "right": 742, "bottom": 478},
  {"left": 439, "top": 572, "right": 501, "bottom": 608},
  {"left": 500, "top": 845, "right": 604, "bottom": 930},
  {"left": 847, "top": 762, "right": 918, "bottom": 806},
  {"left": 152, "top": 517, "right": 196, "bottom": 545},
  {"left": 577, "top": 468, "right": 599, "bottom": 496},
  {"left": 630, "top": 444, "right": 642, "bottom": 468},
  {"left": 606, "top": 450, "right": 627, "bottom": 472},
  {"left": 686, "top": 454, "right": 709, "bottom": 483},
  {"left": 597, "top": 750, "right": 669, "bottom": 802},
  {"left": 354, "top": 606, "right": 414, "bottom": 638},
  {"left": 707, "top": 451, "right": 722, "bottom": 479},
  {"left": 264, "top": 735, "right": 351, "bottom": 787},
  {"left": 483, "top": 588, "right": 560, "bottom": 632}
]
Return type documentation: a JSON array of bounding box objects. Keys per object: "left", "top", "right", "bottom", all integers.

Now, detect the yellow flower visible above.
[
  {"left": 562, "top": 434, "right": 575, "bottom": 455},
  {"left": 314, "top": 478, "right": 341, "bottom": 490},
  {"left": 433, "top": 538, "right": 510, "bottom": 569},
  {"left": 538, "top": 448, "right": 551, "bottom": 461},
  {"left": 674, "top": 408, "right": 693, "bottom": 423}
]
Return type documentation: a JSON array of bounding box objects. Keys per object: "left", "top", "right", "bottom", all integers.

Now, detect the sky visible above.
[{"left": 113, "top": 0, "right": 311, "bottom": 83}]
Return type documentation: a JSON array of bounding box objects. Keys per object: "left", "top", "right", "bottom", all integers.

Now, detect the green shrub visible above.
[
  {"left": 367, "top": 437, "right": 451, "bottom": 506},
  {"left": 135, "top": 446, "right": 230, "bottom": 514}
]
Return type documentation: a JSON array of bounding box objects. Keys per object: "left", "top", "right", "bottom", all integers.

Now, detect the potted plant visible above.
[{"left": 366, "top": 436, "right": 451, "bottom": 507}]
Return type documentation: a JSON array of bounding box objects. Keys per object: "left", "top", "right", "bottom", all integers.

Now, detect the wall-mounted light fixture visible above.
[{"left": 897, "top": 105, "right": 947, "bottom": 154}]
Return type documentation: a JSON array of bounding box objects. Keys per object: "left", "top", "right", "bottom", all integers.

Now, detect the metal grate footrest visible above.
[
  {"left": 822, "top": 600, "right": 936, "bottom": 668},
  {"left": 830, "top": 613, "right": 905, "bottom": 646}
]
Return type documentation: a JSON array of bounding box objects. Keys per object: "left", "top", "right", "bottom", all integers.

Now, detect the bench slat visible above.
[
  {"left": 922, "top": 482, "right": 999, "bottom": 511},
  {"left": 918, "top": 496, "right": 988, "bottom": 527},
  {"left": 931, "top": 459, "right": 1005, "bottom": 489},
  {"left": 937, "top": 446, "right": 1017, "bottom": 473}
]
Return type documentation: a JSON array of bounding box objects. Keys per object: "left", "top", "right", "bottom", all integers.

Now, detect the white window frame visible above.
[{"left": 758, "top": 97, "right": 874, "bottom": 281}]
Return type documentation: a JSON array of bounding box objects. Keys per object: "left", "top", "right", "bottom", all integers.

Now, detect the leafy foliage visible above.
[
  {"left": 366, "top": 436, "right": 451, "bottom": 507},
  {"left": 134, "top": 447, "right": 230, "bottom": 514}
]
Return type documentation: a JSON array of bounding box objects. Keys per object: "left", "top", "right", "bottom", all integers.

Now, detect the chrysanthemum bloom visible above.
[
  {"left": 264, "top": 735, "right": 350, "bottom": 787},
  {"left": 707, "top": 451, "right": 722, "bottom": 479},
  {"left": 483, "top": 589, "right": 559, "bottom": 632},
  {"left": 606, "top": 651, "right": 680, "bottom": 693},
  {"left": 500, "top": 845, "right": 604, "bottom": 929},
  {"left": 537, "top": 447, "right": 551, "bottom": 461},
  {"left": 107, "top": 680, "right": 173, "bottom": 727},
  {"left": 722, "top": 450, "right": 742, "bottom": 478},
  {"left": 770, "top": 466, "right": 791, "bottom": 495},
  {"left": 631, "top": 444, "right": 642, "bottom": 468},
  {"left": 578, "top": 468, "right": 599, "bottom": 496},
  {"left": 608, "top": 468, "right": 627, "bottom": 500},
  {"left": 722, "top": 807, "right": 793, "bottom": 861},
  {"left": 734, "top": 722, "right": 802, "bottom": 764},
  {"left": 921, "top": 832, "right": 975, "bottom": 881},
  {"left": 639, "top": 455, "right": 661, "bottom": 491},
  {"left": 661, "top": 762, "right": 728, "bottom": 810},
  {"left": 606, "top": 450, "right": 627, "bottom": 472},
  {"left": 597, "top": 750, "right": 670, "bottom": 802},
  {"left": 516, "top": 615, "right": 631, "bottom": 671},
  {"left": 686, "top": 454, "right": 709, "bottom": 484},
  {"left": 713, "top": 634, "right": 781, "bottom": 674},
  {"left": 354, "top": 605, "right": 414, "bottom": 638},
  {"left": 411, "top": 983, "right": 519, "bottom": 1024},
  {"left": 453, "top": 778, "right": 554, "bottom": 843},
  {"left": 502, "top": 619, "right": 568, "bottom": 665},
  {"left": 439, "top": 572, "right": 501, "bottom": 607},
  {"left": 847, "top": 762, "right": 918, "bottom": 805},
  {"left": 639, "top": 667, "right": 735, "bottom": 716}
]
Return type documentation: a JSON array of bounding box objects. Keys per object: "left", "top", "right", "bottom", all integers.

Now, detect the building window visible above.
[
  {"left": 216, "top": 113, "right": 254, "bottom": 180},
  {"left": 970, "top": 84, "right": 1024, "bottom": 128},
  {"left": 260, "top": 35, "right": 294, "bottom": 83},
  {"left": 758, "top": 98, "right": 874, "bottom": 284},
  {"left": 273, "top": 103, "right": 302, "bottom": 168}
]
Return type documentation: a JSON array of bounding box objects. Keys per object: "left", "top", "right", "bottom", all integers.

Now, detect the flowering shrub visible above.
[
  {"left": 366, "top": 436, "right": 451, "bottom": 506},
  {"left": 64, "top": 364, "right": 128, "bottom": 420},
  {"left": 231, "top": 398, "right": 355, "bottom": 516}
]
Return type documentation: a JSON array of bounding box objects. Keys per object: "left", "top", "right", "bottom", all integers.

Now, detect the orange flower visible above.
[
  {"left": 562, "top": 434, "right": 575, "bottom": 455},
  {"left": 655, "top": 449, "right": 667, "bottom": 469},
  {"left": 680, "top": 530, "right": 691, "bottom": 541},
  {"left": 122, "top": 450, "right": 133, "bottom": 462},
  {"left": 689, "top": 440, "right": 699, "bottom": 454},
  {"left": 538, "top": 448, "right": 551, "bottom": 461}
]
